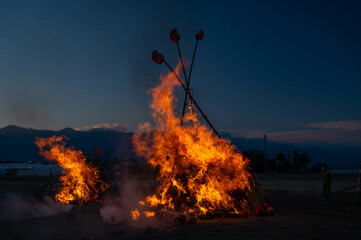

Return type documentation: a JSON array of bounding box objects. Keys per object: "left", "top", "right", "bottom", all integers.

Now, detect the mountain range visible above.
[
  {"left": 0, "top": 125, "right": 135, "bottom": 164},
  {"left": 0, "top": 125, "right": 359, "bottom": 168}
]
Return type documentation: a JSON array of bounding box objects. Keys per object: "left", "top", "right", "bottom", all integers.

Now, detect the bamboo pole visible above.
[{"left": 163, "top": 60, "right": 220, "bottom": 138}]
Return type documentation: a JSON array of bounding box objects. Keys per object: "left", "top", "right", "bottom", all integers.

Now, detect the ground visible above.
[{"left": 0, "top": 173, "right": 360, "bottom": 240}]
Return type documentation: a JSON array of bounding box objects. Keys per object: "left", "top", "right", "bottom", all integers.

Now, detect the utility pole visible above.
[
  {"left": 359, "top": 161, "right": 361, "bottom": 205},
  {"left": 264, "top": 134, "right": 267, "bottom": 173}
]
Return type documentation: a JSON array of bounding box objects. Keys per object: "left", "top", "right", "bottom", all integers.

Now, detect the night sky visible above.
[{"left": 1, "top": 0, "right": 360, "bottom": 147}]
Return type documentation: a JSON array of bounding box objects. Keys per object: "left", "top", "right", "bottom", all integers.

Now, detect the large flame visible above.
[
  {"left": 35, "top": 136, "right": 108, "bottom": 204},
  {"left": 132, "top": 64, "right": 252, "bottom": 218}
]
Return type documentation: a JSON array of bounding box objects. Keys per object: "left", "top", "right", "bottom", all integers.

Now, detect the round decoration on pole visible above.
[
  {"left": 151, "top": 50, "right": 164, "bottom": 64},
  {"left": 195, "top": 30, "right": 204, "bottom": 40},
  {"left": 170, "top": 28, "right": 180, "bottom": 42}
]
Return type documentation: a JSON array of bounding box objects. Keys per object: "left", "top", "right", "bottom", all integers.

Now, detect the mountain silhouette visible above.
[
  {"left": 0, "top": 125, "right": 135, "bottom": 164},
  {"left": 0, "top": 125, "right": 359, "bottom": 168}
]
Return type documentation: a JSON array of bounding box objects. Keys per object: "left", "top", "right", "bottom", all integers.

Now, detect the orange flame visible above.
[
  {"left": 131, "top": 209, "right": 140, "bottom": 220},
  {"left": 132, "top": 63, "right": 251, "bottom": 217},
  {"left": 144, "top": 211, "right": 155, "bottom": 217},
  {"left": 35, "top": 136, "right": 108, "bottom": 204}
]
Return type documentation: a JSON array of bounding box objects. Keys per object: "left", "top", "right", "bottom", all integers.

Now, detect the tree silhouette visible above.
[
  {"left": 276, "top": 152, "right": 291, "bottom": 172},
  {"left": 243, "top": 149, "right": 265, "bottom": 172},
  {"left": 292, "top": 150, "right": 311, "bottom": 171}
]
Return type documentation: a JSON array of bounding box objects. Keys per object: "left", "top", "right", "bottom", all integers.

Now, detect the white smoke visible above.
[
  {"left": 0, "top": 193, "right": 72, "bottom": 221},
  {"left": 100, "top": 174, "right": 148, "bottom": 225},
  {"left": 99, "top": 173, "right": 173, "bottom": 228}
]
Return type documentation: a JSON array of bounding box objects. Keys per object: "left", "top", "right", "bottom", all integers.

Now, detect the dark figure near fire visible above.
[
  {"left": 322, "top": 165, "right": 332, "bottom": 204},
  {"left": 33, "top": 183, "right": 45, "bottom": 200},
  {"left": 49, "top": 172, "right": 54, "bottom": 197}
]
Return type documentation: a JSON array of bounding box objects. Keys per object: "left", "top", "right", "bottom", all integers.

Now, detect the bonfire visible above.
[
  {"left": 131, "top": 29, "right": 259, "bottom": 221},
  {"left": 35, "top": 136, "right": 108, "bottom": 204}
]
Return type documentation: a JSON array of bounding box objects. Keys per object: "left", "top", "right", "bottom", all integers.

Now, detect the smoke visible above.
[
  {"left": 100, "top": 172, "right": 147, "bottom": 224},
  {"left": 100, "top": 172, "right": 172, "bottom": 228},
  {"left": 0, "top": 193, "right": 72, "bottom": 221},
  {"left": 100, "top": 204, "right": 127, "bottom": 224}
]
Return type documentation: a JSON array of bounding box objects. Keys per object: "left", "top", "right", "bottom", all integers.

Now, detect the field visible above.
[{"left": 1, "top": 173, "right": 361, "bottom": 240}]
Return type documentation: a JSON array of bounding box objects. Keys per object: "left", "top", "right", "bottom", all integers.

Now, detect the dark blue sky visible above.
[{"left": 1, "top": 0, "right": 360, "bottom": 146}]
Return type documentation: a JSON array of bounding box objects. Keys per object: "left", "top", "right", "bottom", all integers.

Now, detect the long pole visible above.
[
  {"left": 178, "top": 40, "right": 199, "bottom": 126},
  {"left": 187, "top": 40, "right": 199, "bottom": 87},
  {"left": 184, "top": 39, "right": 200, "bottom": 127},
  {"left": 176, "top": 42, "right": 188, "bottom": 85},
  {"left": 359, "top": 162, "right": 361, "bottom": 205},
  {"left": 163, "top": 60, "right": 220, "bottom": 138},
  {"left": 264, "top": 134, "right": 267, "bottom": 173},
  {"left": 188, "top": 95, "right": 219, "bottom": 138},
  {"left": 180, "top": 93, "right": 188, "bottom": 126},
  {"left": 164, "top": 60, "right": 187, "bottom": 90},
  {"left": 175, "top": 41, "right": 190, "bottom": 126}
]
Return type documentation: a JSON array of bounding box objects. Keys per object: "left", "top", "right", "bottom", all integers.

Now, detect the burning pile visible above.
[
  {"left": 35, "top": 136, "right": 108, "bottom": 204},
  {"left": 131, "top": 29, "right": 254, "bottom": 219}
]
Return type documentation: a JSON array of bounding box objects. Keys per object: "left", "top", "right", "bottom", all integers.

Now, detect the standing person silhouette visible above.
[{"left": 322, "top": 165, "right": 332, "bottom": 204}]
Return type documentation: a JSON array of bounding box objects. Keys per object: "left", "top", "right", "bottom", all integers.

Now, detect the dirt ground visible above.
[{"left": 1, "top": 174, "right": 361, "bottom": 240}]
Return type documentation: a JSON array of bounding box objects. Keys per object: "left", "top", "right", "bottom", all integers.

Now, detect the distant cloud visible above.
[
  {"left": 75, "top": 123, "right": 128, "bottom": 132},
  {"left": 306, "top": 120, "right": 361, "bottom": 131},
  {"left": 220, "top": 128, "right": 269, "bottom": 139},
  {"left": 221, "top": 120, "right": 361, "bottom": 146}
]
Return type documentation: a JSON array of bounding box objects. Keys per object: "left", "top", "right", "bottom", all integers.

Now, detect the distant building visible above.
[
  {"left": 0, "top": 163, "right": 61, "bottom": 175},
  {"left": 5, "top": 167, "right": 34, "bottom": 176}
]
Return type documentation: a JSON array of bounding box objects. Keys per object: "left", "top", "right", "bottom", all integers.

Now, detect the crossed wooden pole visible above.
[{"left": 151, "top": 29, "right": 220, "bottom": 138}]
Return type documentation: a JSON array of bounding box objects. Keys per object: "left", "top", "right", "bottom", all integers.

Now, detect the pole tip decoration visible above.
[
  {"left": 170, "top": 28, "right": 180, "bottom": 42},
  {"left": 195, "top": 30, "right": 204, "bottom": 41},
  {"left": 152, "top": 50, "right": 164, "bottom": 64}
]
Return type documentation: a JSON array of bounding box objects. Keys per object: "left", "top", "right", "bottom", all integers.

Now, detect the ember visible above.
[
  {"left": 35, "top": 136, "right": 108, "bottom": 204},
  {"left": 131, "top": 29, "right": 254, "bottom": 220}
]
